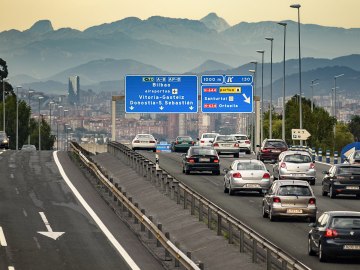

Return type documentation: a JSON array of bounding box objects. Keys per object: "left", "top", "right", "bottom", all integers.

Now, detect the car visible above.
[
  {"left": 308, "top": 211, "right": 360, "bottom": 262},
  {"left": 131, "top": 134, "right": 157, "bottom": 152},
  {"left": 223, "top": 159, "right": 271, "bottom": 195},
  {"left": 230, "top": 134, "right": 251, "bottom": 154},
  {"left": 171, "top": 136, "right": 195, "bottom": 152},
  {"left": 321, "top": 164, "right": 360, "bottom": 198},
  {"left": 257, "top": 139, "right": 288, "bottom": 163},
  {"left": 344, "top": 150, "right": 360, "bottom": 165},
  {"left": 21, "top": 144, "right": 37, "bottom": 151},
  {"left": 212, "top": 135, "right": 241, "bottom": 157},
  {"left": 182, "top": 146, "right": 220, "bottom": 175},
  {"left": 0, "top": 131, "right": 9, "bottom": 149},
  {"left": 262, "top": 180, "right": 317, "bottom": 222},
  {"left": 197, "top": 133, "right": 219, "bottom": 147},
  {"left": 273, "top": 150, "right": 316, "bottom": 185}
]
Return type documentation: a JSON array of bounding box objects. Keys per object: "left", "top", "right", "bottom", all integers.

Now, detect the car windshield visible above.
[
  {"left": 265, "top": 141, "right": 287, "bottom": 148},
  {"left": 284, "top": 154, "right": 312, "bottom": 163},
  {"left": 234, "top": 135, "right": 247, "bottom": 140},
  {"left": 278, "top": 185, "right": 311, "bottom": 196},
  {"left": 331, "top": 217, "right": 360, "bottom": 229},
  {"left": 216, "top": 135, "right": 235, "bottom": 142},
  {"left": 237, "top": 162, "right": 265, "bottom": 171},
  {"left": 177, "top": 136, "right": 192, "bottom": 141},
  {"left": 337, "top": 166, "right": 360, "bottom": 175},
  {"left": 191, "top": 149, "right": 217, "bottom": 156},
  {"left": 202, "top": 134, "right": 217, "bottom": 139}
]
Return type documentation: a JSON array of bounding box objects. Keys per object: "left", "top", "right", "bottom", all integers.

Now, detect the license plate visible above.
[
  {"left": 222, "top": 144, "right": 232, "bottom": 147},
  {"left": 272, "top": 150, "right": 281, "bottom": 153},
  {"left": 346, "top": 186, "right": 360, "bottom": 190},
  {"left": 246, "top": 184, "right": 260, "bottom": 188},
  {"left": 286, "top": 209, "right": 303, "bottom": 214},
  {"left": 140, "top": 141, "right": 148, "bottom": 143},
  {"left": 343, "top": 245, "right": 360, "bottom": 250},
  {"left": 199, "top": 158, "right": 210, "bottom": 162}
]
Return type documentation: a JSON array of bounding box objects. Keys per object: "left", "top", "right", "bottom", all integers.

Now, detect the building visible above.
[{"left": 68, "top": 76, "right": 80, "bottom": 105}]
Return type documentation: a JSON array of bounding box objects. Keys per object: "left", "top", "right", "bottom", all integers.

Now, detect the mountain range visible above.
[{"left": 1, "top": 13, "right": 359, "bottom": 96}]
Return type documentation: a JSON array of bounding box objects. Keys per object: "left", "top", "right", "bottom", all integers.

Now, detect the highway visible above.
[
  {"left": 138, "top": 150, "right": 360, "bottom": 270},
  {"left": 0, "top": 150, "right": 164, "bottom": 270}
]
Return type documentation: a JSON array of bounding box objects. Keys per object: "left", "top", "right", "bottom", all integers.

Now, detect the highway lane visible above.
[
  {"left": 0, "top": 150, "right": 164, "bottom": 270},
  {"left": 139, "top": 150, "right": 360, "bottom": 270}
]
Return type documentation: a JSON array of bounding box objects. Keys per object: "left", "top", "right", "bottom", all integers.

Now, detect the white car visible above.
[
  {"left": 231, "top": 134, "right": 251, "bottom": 154},
  {"left": 198, "top": 133, "right": 219, "bottom": 147},
  {"left": 131, "top": 134, "right": 157, "bottom": 152},
  {"left": 212, "top": 135, "right": 241, "bottom": 157}
]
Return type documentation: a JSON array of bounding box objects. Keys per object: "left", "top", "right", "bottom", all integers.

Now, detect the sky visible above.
[{"left": 1, "top": 0, "right": 359, "bottom": 31}]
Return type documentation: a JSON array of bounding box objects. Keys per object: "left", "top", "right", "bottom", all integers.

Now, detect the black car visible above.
[
  {"left": 0, "top": 131, "right": 9, "bottom": 149},
  {"left": 256, "top": 139, "right": 288, "bottom": 163},
  {"left": 308, "top": 211, "right": 360, "bottom": 262},
  {"left": 182, "top": 146, "right": 220, "bottom": 175},
  {"left": 322, "top": 164, "right": 360, "bottom": 198}
]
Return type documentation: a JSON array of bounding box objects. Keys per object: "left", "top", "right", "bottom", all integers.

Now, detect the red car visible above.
[{"left": 257, "top": 139, "right": 288, "bottom": 163}]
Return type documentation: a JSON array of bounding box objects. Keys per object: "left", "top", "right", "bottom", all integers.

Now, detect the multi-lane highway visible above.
[
  {"left": 138, "top": 150, "right": 360, "bottom": 270},
  {"left": 0, "top": 150, "right": 164, "bottom": 270}
]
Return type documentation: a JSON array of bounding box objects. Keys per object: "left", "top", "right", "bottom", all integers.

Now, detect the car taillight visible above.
[
  {"left": 213, "top": 159, "right": 219, "bottom": 163},
  {"left": 310, "top": 163, "right": 315, "bottom": 169},
  {"left": 280, "top": 162, "right": 287, "bottom": 169},
  {"left": 149, "top": 140, "right": 155, "bottom": 143},
  {"left": 134, "top": 140, "right": 140, "bottom": 143},
  {"left": 273, "top": 197, "right": 281, "bottom": 203},
  {"left": 245, "top": 140, "right": 250, "bottom": 144},
  {"left": 200, "top": 140, "right": 205, "bottom": 143},
  {"left": 232, "top": 172, "right": 242, "bottom": 178},
  {"left": 187, "top": 158, "right": 195, "bottom": 163},
  {"left": 262, "top": 173, "right": 270, "bottom": 179},
  {"left": 213, "top": 143, "right": 219, "bottom": 147},
  {"left": 234, "top": 143, "right": 239, "bottom": 147},
  {"left": 261, "top": 149, "right": 270, "bottom": 153},
  {"left": 325, "top": 229, "right": 338, "bottom": 238},
  {"left": 308, "top": 198, "right": 316, "bottom": 205}
]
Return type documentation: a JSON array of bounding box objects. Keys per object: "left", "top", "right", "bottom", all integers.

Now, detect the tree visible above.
[
  {"left": 0, "top": 58, "right": 8, "bottom": 81},
  {"left": 335, "top": 123, "right": 354, "bottom": 153},
  {"left": 349, "top": 115, "right": 360, "bottom": 141}
]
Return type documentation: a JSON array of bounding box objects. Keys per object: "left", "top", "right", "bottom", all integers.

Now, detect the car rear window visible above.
[
  {"left": 234, "top": 135, "right": 247, "bottom": 140},
  {"left": 191, "top": 149, "right": 217, "bottom": 156},
  {"left": 216, "top": 135, "right": 236, "bottom": 141},
  {"left": 331, "top": 217, "right": 360, "bottom": 229},
  {"left": 278, "top": 185, "right": 311, "bottom": 196},
  {"left": 284, "top": 154, "right": 312, "bottom": 163},
  {"left": 237, "top": 162, "right": 265, "bottom": 170},
  {"left": 177, "top": 136, "right": 192, "bottom": 141},
  {"left": 202, "top": 134, "right": 217, "bottom": 139},
  {"left": 265, "top": 141, "right": 287, "bottom": 148},
  {"left": 337, "top": 166, "right": 360, "bottom": 174}
]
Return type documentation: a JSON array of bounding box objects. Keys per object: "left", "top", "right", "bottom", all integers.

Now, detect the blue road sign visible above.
[
  {"left": 125, "top": 75, "right": 198, "bottom": 113},
  {"left": 201, "top": 75, "right": 253, "bottom": 113}
]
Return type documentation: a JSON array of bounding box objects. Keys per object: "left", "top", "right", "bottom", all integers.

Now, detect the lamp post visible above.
[
  {"left": 290, "top": 3, "right": 303, "bottom": 145},
  {"left": 310, "top": 79, "right": 319, "bottom": 112},
  {"left": 16, "top": 86, "right": 22, "bottom": 150},
  {"left": 256, "top": 50, "right": 265, "bottom": 143},
  {"left": 2, "top": 78, "right": 9, "bottom": 132},
  {"left": 249, "top": 64, "right": 257, "bottom": 151},
  {"left": 28, "top": 89, "right": 34, "bottom": 144},
  {"left": 56, "top": 119, "right": 59, "bottom": 150},
  {"left": 278, "top": 22, "right": 287, "bottom": 141},
  {"left": 49, "top": 101, "right": 54, "bottom": 132},
  {"left": 63, "top": 109, "right": 69, "bottom": 151},
  {"left": 265, "top": 37, "right": 274, "bottom": 139},
  {"left": 334, "top": 74, "right": 344, "bottom": 119},
  {"left": 38, "top": 96, "right": 43, "bottom": 150}
]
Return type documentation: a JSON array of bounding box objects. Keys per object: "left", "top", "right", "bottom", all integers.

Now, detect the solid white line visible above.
[
  {"left": 53, "top": 151, "right": 141, "bottom": 270},
  {"left": 0, "top": 227, "right": 8, "bottom": 246},
  {"left": 39, "top": 212, "right": 53, "bottom": 232}
]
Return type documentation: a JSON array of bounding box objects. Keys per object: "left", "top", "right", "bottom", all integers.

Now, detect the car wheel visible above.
[
  {"left": 310, "top": 179, "right": 316, "bottom": 186},
  {"left": 329, "top": 185, "right": 336, "bottom": 199},
  {"left": 246, "top": 150, "right": 251, "bottom": 155},
  {"left": 224, "top": 182, "right": 229, "bottom": 193},
  {"left": 356, "top": 194, "right": 360, "bottom": 199},
  {"left": 185, "top": 167, "right": 190, "bottom": 175},
  {"left": 152, "top": 148, "right": 156, "bottom": 152},
  {"left": 213, "top": 170, "right": 220, "bottom": 175},
  {"left": 262, "top": 203, "right": 268, "bottom": 218},
  {"left": 229, "top": 186, "right": 235, "bottom": 196},
  {"left": 234, "top": 153, "right": 239, "bottom": 158},
  {"left": 309, "top": 216, "right": 316, "bottom": 223},
  {"left": 308, "top": 237, "right": 316, "bottom": 256},
  {"left": 318, "top": 242, "right": 328, "bottom": 262},
  {"left": 321, "top": 187, "right": 328, "bottom": 196},
  {"left": 269, "top": 208, "right": 276, "bottom": 222}
]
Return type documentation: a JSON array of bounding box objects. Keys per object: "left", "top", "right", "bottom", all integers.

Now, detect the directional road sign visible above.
[
  {"left": 125, "top": 75, "right": 198, "bottom": 113},
  {"left": 291, "top": 129, "right": 311, "bottom": 140},
  {"left": 201, "top": 75, "right": 253, "bottom": 113}
]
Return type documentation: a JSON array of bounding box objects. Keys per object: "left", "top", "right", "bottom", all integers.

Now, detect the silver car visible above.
[
  {"left": 262, "top": 180, "right": 317, "bottom": 222},
  {"left": 212, "top": 135, "right": 241, "bottom": 157},
  {"left": 273, "top": 151, "right": 316, "bottom": 185},
  {"left": 223, "top": 159, "right": 271, "bottom": 195}
]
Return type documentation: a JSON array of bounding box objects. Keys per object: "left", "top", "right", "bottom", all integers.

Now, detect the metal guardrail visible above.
[
  {"left": 107, "top": 141, "right": 312, "bottom": 270},
  {"left": 70, "top": 142, "right": 201, "bottom": 270}
]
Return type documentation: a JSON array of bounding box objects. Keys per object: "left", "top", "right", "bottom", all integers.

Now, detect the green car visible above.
[{"left": 171, "top": 136, "right": 195, "bottom": 152}]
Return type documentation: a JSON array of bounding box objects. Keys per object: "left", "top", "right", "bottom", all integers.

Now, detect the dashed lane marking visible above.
[{"left": 0, "top": 226, "right": 8, "bottom": 246}]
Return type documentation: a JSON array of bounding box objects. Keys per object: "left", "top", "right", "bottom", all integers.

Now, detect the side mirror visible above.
[
  {"left": 308, "top": 223, "right": 316, "bottom": 228},
  {"left": 197, "top": 137, "right": 200, "bottom": 141}
]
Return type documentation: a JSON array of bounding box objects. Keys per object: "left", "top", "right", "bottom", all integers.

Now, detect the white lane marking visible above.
[
  {"left": 0, "top": 226, "right": 8, "bottom": 246},
  {"left": 8, "top": 267, "right": 15, "bottom": 270},
  {"left": 37, "top": 212, "right": 65, "bottom": 240},
  {"left": 23, "top": 209, "right": 28, "bottom": 217},
  {"left": 15, "top": 188, "right": 19, "bottom": 195},
  {"left": 10, "top": 174, "right": 14, "bottom": 179},
  {"left": 33, "top": 237, "right": 41, "bottom": 249},
  {"left": 53, "top": 151, "right": 141, "bottom": 270}
]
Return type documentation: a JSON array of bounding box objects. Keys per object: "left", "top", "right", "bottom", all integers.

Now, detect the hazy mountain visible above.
[
  {"left": 200, "top": 13, "right": 230, "bottom": 32},
  {"left": 190, "top": 60, "right": 233, "bottom": 73}
]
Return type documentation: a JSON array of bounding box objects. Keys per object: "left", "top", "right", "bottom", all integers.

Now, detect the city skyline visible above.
[{"left": 1, "top": 0, "right": 360, "bottom": 32}]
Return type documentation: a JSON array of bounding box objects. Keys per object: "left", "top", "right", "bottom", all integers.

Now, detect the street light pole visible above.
[
  {"left": 265, "top": 37, "right": 274, "bottom": 139},
  {"left": 278, "top": 22, "right": 287, "bottom": 141},
  {"left": 290, "top": 3, "right": 303, "bottom": 145},
  {"left": 2, "top": 78, "right": 9, "bottom": 132},
  {"left": 38, "top": 96, "right": 43, "bottom": 150},
  {"left": 63, "top": 109, "right": 69, "bottom": 151},
  {"left": 16, "top": 86, "right": 22, "bottom": 150},
  {"left": 249, "top": 63, "right": 257, "bottom": 151},
  {"left": 256, "top": 50, "right": 265, "bottom": 144},
  {"left": 310, "top": 79, "right": 319, "bottom": 112},
  {"left": 28, "top": 89, "right": 34, "bottom": 144},
  {"left": 334, "top": 74, "right": 344, "bottom": 119},
  {"left": 49, "top": 101, "right": 54, "bottom": 134}
]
